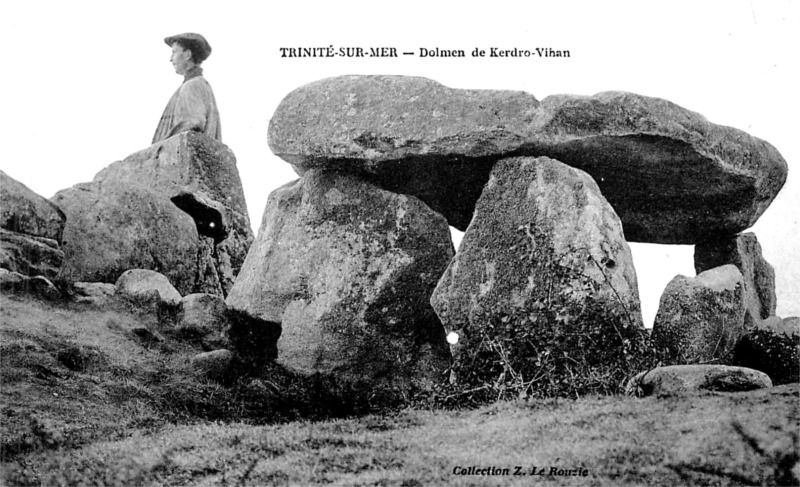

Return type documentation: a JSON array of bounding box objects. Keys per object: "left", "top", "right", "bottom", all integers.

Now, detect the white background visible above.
[{"left": 1, "top": 0, "right": 797, "bottom": 326}]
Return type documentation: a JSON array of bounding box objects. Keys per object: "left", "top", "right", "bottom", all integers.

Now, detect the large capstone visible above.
[
  {"left": 268, "top": 76, "right": 786, "bottom": 243},
  {"left": 651, "top": 265, "right": 747, "bottom": 365},
  {"left": 269, "top": 75, "right": 539, "bottom": 234},
  {"left": 694, "top": 232, "right": 777, "bottom": 328},
  {"left": 226, "top": 170, "right": 453, "bottom": 391},
  {"left": 431, "top": 156, "right": 646, "bottom": 396}
]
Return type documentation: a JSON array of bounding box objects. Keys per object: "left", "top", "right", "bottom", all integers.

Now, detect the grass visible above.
[
  {"left": 0, "top": 294, "right": 381, "bottom": 463},
  {"left": 1, "top": 292, "right": 798, "bottom": 486},
  {"left": 6, "top": 388, "right": 798, "bottom": 486}
]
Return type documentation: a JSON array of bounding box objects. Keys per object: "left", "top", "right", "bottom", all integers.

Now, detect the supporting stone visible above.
[
  {"left": 431, "top": 156, "right": 646, "bottom": 396},
  {"left": 695, "top": 232, "right": 777, "bottom": 328},
  {"left": 651, "top": 265, "right": 747, "bottom": 365},
  {"left": 227, "top": 169, "right": 453, "bottom": 392}
]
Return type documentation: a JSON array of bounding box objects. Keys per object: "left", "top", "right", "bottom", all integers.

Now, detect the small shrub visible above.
[{"left": 438, "top": 243, "right": 657, "bottom": 406}]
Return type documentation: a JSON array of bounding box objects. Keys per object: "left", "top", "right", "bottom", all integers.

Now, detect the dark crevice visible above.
[{"left": 170, "top": 191, "right": 228, "bottom": 242}]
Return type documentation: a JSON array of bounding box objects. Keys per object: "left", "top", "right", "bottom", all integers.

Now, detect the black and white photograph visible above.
[{"left": 1, "top": 1, "right": 798, "bottom": 485}]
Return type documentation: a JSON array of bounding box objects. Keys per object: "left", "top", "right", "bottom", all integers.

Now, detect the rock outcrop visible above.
[
  {"left": 0, "top": 229, "right": 63, "bottom": 281},
  {"left": 734, "top": 316, "right": 799, "bottom": 386},
  {"left": 0, "top": 268, "right": 60, "bottom": 300},
  {"left": 651, "top": 265, "right": 747, "bottom": 365},
  {"left": 431, "top": 156, "right": 646, "bottom": 393},
  {"left": 268, "top": 75, "right": 787, "bottom": 243},
  {"left": 96, "top": 132, "right": 253, "bottom": 290},
  {"left": 0, "top": 171, "right": 66, "bottom": 281},
  {"left": 53, "top": 181, "right": 201, "bottom": 295},
  {"left": 52, "top": 133, "right": 252, "bottom": 296},
  {"left": 1, "top": 170, "right": 65, "bottom": 242},
  {"left": 227, "top": 170, "right": 453, "bottom": 390},
  {"left": 694, "top": 233, "right": 777, "bottom": 328},
  {"left": 627, "top": 365, "right": 773, "bottom": 397}
]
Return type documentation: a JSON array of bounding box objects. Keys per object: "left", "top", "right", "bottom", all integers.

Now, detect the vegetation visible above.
[
  {"left": 1, "top": 291, "right": 797, "bottom": 486},
  {"left": 0, "top": 294, "right": 387, "bottom": 466},
  {"left": 443, "top": 240, "right": 657, "bottom": 406}
]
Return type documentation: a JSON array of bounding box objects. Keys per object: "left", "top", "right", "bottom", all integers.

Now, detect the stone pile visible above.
[
  {"left": 52, "top": 132, "right": 253, "bottom": 297},
  {"left": 230, "top": 75, "right": 789, "bottom": 394}
]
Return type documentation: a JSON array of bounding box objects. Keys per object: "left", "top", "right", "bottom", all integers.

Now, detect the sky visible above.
[{"left": 1, "top": 0, "right": 797, "bottom": 326}]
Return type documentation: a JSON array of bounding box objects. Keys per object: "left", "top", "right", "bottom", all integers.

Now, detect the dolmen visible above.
[{"left": 228, "top": 75, "right": 789, "bottom": 396}]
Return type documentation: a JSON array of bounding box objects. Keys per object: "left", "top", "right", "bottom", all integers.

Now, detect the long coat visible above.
[{"left": 152, "top": 66, "right": 221, "bottom": 144}]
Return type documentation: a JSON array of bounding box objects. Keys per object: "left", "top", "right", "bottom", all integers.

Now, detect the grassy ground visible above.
[{"left": 1, "top": 292, "right": 798, "bottom": 486}]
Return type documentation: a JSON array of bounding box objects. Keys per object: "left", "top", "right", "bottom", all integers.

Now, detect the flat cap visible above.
[{"left": 164, "top": 33, "right": 212, "bottom": 63}]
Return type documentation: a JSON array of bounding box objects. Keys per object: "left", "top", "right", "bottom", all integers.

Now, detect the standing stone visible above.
[
  {"left": 734, "top": 316, "right": 799, "bottom": 385},
  {"left": 52, "top": 181, "right": 201, "bottom": 295},
  {"left": 651, "top": 265, "right": 746, "bottom": 365},
  {"left": 431, "top": 156, "right": 646, "bottom": 395},
  {"left": 695, "top": 233, "right": 777, "bottom": 328},
  {"left": 227, "top": 170, "right": 453, "bottom": 391},
  {"left": 268, "top": 76, "right": 787, "bottom": 243}
]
